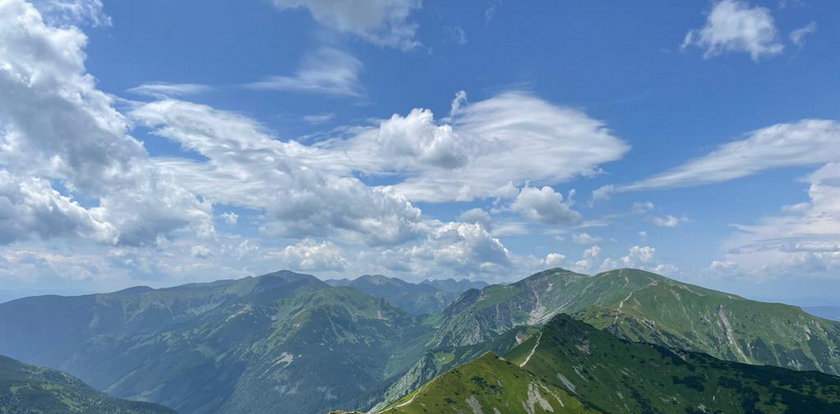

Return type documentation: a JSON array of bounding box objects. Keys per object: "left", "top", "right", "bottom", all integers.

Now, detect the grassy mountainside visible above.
[
  {"left": 374, "top": 315, "right": 840, "bottom": 414},
  {"left": 377, "top": 352, "right": 596, "bottom": 414},
  {"left": 374, "top": 325, "right": 540, "bottom": 410},
  {"left": 376, "top": 268, "right": 840, "bottom": 408},
  {"left": 419, "top": 278, "right": 488, "bottom": 293},
  {"left": 432, "top": 268, "right": 840, "bottom": 375},
  {"left": 0, "top": 354, "right": 174, "bottom": 414},
  {"left": 0, "top": 271, "right": 432, "bottom": 414},
  {"left": 325, "top": 274, "right": 463, "bottom": 315}
]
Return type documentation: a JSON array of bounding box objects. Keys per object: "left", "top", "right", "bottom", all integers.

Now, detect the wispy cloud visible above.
[
  {"left": 302, "top": 113, "right": 335, "bottom": 124},
  {"left": 127, "top": 82, "right": 211, "bottom": 99},
  {"left": 271, "top": 0, "right": 421, "bottom": 50},
  {"left": 247, "top": 48, "right": 363, "bottom": 97},
  {"left": 790, "top": 21, "right": 817, "bottom": 47},
  {"left": 597, "top": 119, "right": 840, "bottom": 197}
]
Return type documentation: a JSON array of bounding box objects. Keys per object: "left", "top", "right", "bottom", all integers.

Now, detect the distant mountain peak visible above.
[{"left": 356, "top": 274, "right": 402, "bottom": 285}]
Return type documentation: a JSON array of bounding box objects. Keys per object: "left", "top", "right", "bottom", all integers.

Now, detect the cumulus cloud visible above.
[
  {"left": 339, "top": 108, "right": 469, "bottom": 170},
  {"left": 572, "top": 232, "right": 601, "bottom": 245},
  {"left": 458, "top": 208, "right": 492, "bottom": 229},
  {"left": 221, "top": 212, "right": 238, "bottom": 225},
  {"left": 610, "top": 119, "right": 840, "bottom": 193},
  {"left": 0, "top": 0, "right": 212, "bottom": 246},
  {"left": 583, "top": 245, "right": 601, "bottom": 259},
  {"left": 618, "top": 245, "right": 678, "bottom": 274},
  {"left": 544, "top": 252, "right": 565, "bottom": 267},
  {"left": 278, "top": 239, "right": 348, "bottom": 271},
  {"left": 648, "top": 215, "right": 688, "bottom": 228},
  {"left": 0, "top": 171, "right": 114, "bottom": 244},
  {"left": 327, "top": 91, "right": 629, "bottom": 202},
  {"left": 682, "top": 0, "right": 783, "bottom": 61},
  {"left": 621, "top": 245, "right": 655, "bottom": 266},
  {"left": 510, "top": 186, "right": 580, "bottom": 225},
  {"left": 0, "top": 1, "right": 538, "bottom": 286},
  {"left": 412, "top": 222, "right": 512, "bottom": 272},
  {"left": 130, "top": 99, "right": 424, "bottom": 246},
  {"left": 271, "top": 0, "right": 420, "bottom": 50},
  {"left": 248, "top": 48, "right": 363, "bottom": 97}
]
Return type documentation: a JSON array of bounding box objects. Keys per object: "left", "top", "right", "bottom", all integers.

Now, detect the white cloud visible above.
[
  {"left": 682, "top": 0, "right": 783, "bottom": 61},
  {"left": 0, "top": 0, "right": 212, "bottom": 246},
  {"left": 621, "top": 245, "right": 655, "bottom": 266},
  {"left": 248, "top": 48, "right": 363, "bottom": 97},
  {"left": 510, "top": 186, "right": 580, "bottom": 225},
  {"left": 611, "top": 245, "right": 678, "bottom": 274},
  {"left": 278, "top": 239, "right": 348, "bottom": 271},
  {"left": 221, "top": 212, "right": 238, "bottom": 225},
  {"left": 302, "top": 113, "right": 335, "bottom": 124},
  {"left": 271, "top": 0, "right": 420, "bottom": 50},
  {"left": 583, "top": 245, "right": 601, "bottom": 259},
  {"left": 0, "top": 170, "right": 114, "bottom": 244},
  {"left": 410, "top": 222, "right": 512, "bottom": 273},
  {"left": 127, "top": 82, "right": 211, "bottom": 99},
  {"left": 31, "top": 0, "right": 110, "bottom": 27},
  {"left": 789, "top": 21, "right": 817, "bottom": 47},
  {"left": 648, "top": 215, "right": 687, "bottom": 228},
  {"left": 613, "top": 119, "right": 840, "bottom": 192},
  {"left": 328, "top": 91, "right": 629, "bottom": 202},
  {"left": 458, "top": 208, "right": 492, "bottom": 229},
  {"left": 190, "top": 245, "right": 212, "bottom": 259},
  {"left": 130, "top": 99, "right": 424, "bottom": 246},
  {"left": 343, "top": 108, "right": 469, "bottom": 170},
  {"left": 544, "top": 252, "right": 565, "bottom": 267},
  {"left": 719, "top": 162, "right": 840, "bottom": 279},
  {"left": 572, "top": 232, "right": 601, "bottom": 245}
]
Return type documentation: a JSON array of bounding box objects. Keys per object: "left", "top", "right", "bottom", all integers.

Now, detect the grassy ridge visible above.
[
  {"left": 377, "top": 315, "right": 840, "bottom": 414},
  {"left": 0, "top": 355, "right": 174, "bottom": 414}
]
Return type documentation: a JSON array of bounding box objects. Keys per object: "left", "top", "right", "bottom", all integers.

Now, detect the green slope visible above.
[
  {"left": 325, "top": 274, "right": 463, "bottom": 315},
  {"left": 511, "top": 314, "right": 840, "bottom": 413},
  {"left": 577, "top": 269, "right": 840, "bottom": 375},
  {"left": 0, "top": 271, "right": 432, "bottom": 414},
  {"left": 377, "top": 352, "right": 596, "bottom": 414},
  {"left": 369, "top": 315, "right": 840, "bottom": 414},
  {"left": 375, "top": 325, "right": 540, "bottom": 410},
  {"left": 379, "top": 268, "right": 840, "bottom": 407},
  {"left": 432, "top": 268, "right": 840, "bottom": 375},
  {"left": 0, "top": 354, "right": 174, "bottom": 414}
]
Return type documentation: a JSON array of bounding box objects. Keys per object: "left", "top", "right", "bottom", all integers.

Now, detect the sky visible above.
[{"left": 1, "top": 0, "right": 839, "bottom": 305}]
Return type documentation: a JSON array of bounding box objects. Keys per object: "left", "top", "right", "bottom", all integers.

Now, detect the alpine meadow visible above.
[{"left": 1, "top": 0, "right": 839, "bottom": 413}]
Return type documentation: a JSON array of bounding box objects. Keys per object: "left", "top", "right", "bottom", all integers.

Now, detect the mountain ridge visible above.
[
  {"left": 370, "top": 314, "right": 840, "bottom": 414},
  {"left": 0, "top": 354, "right": 175, "bottom": 413}
]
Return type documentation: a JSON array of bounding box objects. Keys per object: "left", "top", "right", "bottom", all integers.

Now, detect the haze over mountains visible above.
[
  {"left": 1, "top": 268, "right": 839, "bottom": 413},
  {"left": 325, "top": 274, "right": 486, "bottom": 315},
  {"left": 0, "top": 354, "right": 174, "bottom": 414}
]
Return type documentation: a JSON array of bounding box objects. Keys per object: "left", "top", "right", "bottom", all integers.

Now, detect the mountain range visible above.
[
  {"left": 1, "top": 268, "right": 838, "bottom": 413},
  {"left": 379, "top": 268, "right": 840, "bottom": 408},
  {"left": 325, "top": 274, "right": 485, "bottom": 315}
]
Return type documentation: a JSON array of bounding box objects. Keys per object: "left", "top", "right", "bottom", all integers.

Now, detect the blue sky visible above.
[{"left": 1, "top": 0, "right": 840, "bottom": 305}]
